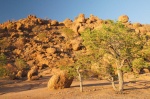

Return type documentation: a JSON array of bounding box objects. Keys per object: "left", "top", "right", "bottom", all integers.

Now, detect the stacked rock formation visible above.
[{"left": 0, "top": 14, "right": 150, "bottom": 83}]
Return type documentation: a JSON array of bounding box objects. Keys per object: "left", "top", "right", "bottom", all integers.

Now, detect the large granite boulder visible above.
[
  {"left": 118, "top": 15, "right": 129, "bottom": 23},
  {"left": 47, "top": 71, "right": 73, "bottom": 89}
]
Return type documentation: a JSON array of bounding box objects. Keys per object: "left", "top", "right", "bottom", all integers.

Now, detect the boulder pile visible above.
[{"left": 0, "top": 14, "right": 150, "bottom": 81}]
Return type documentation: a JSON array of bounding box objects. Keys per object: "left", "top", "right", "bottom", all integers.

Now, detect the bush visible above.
[
  {"left": 0, "top": 53, "right": 8, "bottom": 77},
  {"left": 32, "top": 25, "right": 48, "bottom": 33},
  {"left": 0, "top": 38, "right": 10, "bottom": 51},
  {"left": 62, "top": 28, "right": 75, "bottom": 39},
  {"left": 132, "top": 58, "right": 149, "bottom": 73},
  {"left": 38, "top": 32, "right": 47, "bottom": 40},
  {"left": 14, "top": 58, "right": 28, "bottom": 70},
  {"left": 0, "top": 66, "right": 8, "bottom": 77},
  {"left": 0, "top": 53, "right": 7, "bottom": 66}
]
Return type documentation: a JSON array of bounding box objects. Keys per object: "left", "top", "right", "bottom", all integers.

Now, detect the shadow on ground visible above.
[
  {"left": 1, "top": 77, "right": 150, "bottom": 95},
  {"left": 0, "top": 76, "right": 51, "bottom": 95}
]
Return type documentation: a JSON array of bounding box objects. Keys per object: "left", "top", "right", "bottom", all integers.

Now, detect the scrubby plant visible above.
[
  {"left": 132, "top": 58, "right": 148, "bottom": 73},
  {"left": 60, "top": 51, "right": 91, "bottom": 92},
  {"left": 140, "top": 39, "right": 150, "bottom": 61},
  {"left": 14, "top": 58, "right": 28, "bottom": 70},
  {"left": 32, "top": 25, "right": 41, "bottom": 33},
  {"left": 0, "top": 53, "right": 7, "bottom": 66},
  {"left": 32, "top": 25, "right": 47, "bottom": 33},
  {"left": 0, "top": 38, "right": 10, "bottom": 52},
  {"left": 0, "top": 53, "right": 8, "bottom": 77},
  {"left": 38, "top": 32, "right": 47, "bottom": 40},
  {"left": 62, "top": 27, "right": 75, "bottom": 39},
  {"left": 0, "top": 66, "right": 8, "bottom": 77}
]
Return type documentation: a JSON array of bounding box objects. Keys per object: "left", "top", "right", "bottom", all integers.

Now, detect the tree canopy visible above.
[{"left": 80, "top": 20, "right": 150, "bottom": 92}]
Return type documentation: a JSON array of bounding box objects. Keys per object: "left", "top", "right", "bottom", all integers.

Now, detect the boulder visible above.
[
  {"left": 51, "top": 20, "right": 59, "bottom": 26},
  {"left": 133, "top": 23, "right": 142, "bottom": 28},
  {"left": 27, "top": 66, "right": 39, "bottom": 81},
  {"left": 27, "top": 15, "right": 37, "bottom": 19},
  {"left": 16, "top": 70, "right": 23, "bottom": 79},
  {"left": 88, "top": 14, "right": 99, "bottom": 23},
  {"left": 47, "top": 71, "right": 73, "bottom": 89},
  {"left": 13, "top": 49, "right": 22, "bottom": 55},
  {"left": 139, "top": 27, "right": 147, "bottom": 33},
  {"left": 78, "top": 26, "right": 86, "bottom": 33},
  {"left": 135, "top": 29, "right": 140, "bottom": 33},
  {"left": 31, "top": 76, "right": 39, "bottom": 80},
  {"left": 15, "top": 38, "right": 26, "bottom": 49},
  {"left": 70, "top": 36, "right": 82, "bottom": 51},
  {"left": 71, "top": 23, "right": 80, "bottom": 34},
  {"left": 75, "top": 13, "right": 86, "bottom": 23},
  {"left": 63, "top": 18, "right": 73, "bottom": 28},
  {"left": 27, "top": 60, "right": 35, "bottom": 67},
  {"left": 118, "top": 15, "right": 129, "bottom": 23},
  {"left": 38, "top": 58, "right": 49, "bottom": 67},
  {"left": 46, "top": 47, "right": 56, "bottom": 54},
  {"left": 142, "top": 68, "right": 150, "bottom": 73},
  {"left": 37, "top": 18, "right": 43, "bottom": 24},
  {"left": 16, "top": 23, "right": 24, "bottom": 31}
]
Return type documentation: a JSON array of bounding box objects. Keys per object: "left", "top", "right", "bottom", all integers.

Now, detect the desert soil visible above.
[{"left": 1, "top": 74, "right": 150, "bottom": 99}]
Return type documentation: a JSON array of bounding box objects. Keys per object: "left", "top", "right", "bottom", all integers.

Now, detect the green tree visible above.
[
  {"left": 81, "top": 21, "right": 150, "bottom": 93},
  {"left": 74, "top": 52, "right": 92, "bottom": 92},
  {"left": 60, "top": 51, "right": 91, "bottom": 92}
]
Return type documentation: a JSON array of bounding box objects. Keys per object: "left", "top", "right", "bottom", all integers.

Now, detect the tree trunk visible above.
[
  {"left": 111, "top": 69, "right": 124, "bottom": 93},
  {"left": 77, "top": 68, "right": 83, "bottom": 92},
  {"left": 111, "top": 62, "right": 124, "bottom": 93},
  {"left": 117, "top": 69, "right": 124, "bottom": 92},
  {"left": 111, "top": 76, "right": 118, "bottom": 91}
]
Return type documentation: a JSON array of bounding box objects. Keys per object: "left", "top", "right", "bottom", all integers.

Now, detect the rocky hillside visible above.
[{"left": 0, "top": 14, "right": 150, "bottom": 79}]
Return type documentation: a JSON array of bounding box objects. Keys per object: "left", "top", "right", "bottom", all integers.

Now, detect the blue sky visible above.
[{"left": 0, "top": 0, "right": 150, "bottom": 24}]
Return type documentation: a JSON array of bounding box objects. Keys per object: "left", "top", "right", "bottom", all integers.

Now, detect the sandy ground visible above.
[{"left": 1, "top": 74, "right": 150, "bottom": 99}]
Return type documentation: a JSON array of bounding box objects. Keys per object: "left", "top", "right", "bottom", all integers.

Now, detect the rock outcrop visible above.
[
  {"left": 118, "top": 15, "right": 129, "bottom": 23},
  {"left": 0, "top": 13, "right": 150, "bottom": 81},
  {"left": 47, "top": 70, "right": 73, "bottom": 89},
  {"left": 27, "top": 66, "right": 39, "bottom": 80}
]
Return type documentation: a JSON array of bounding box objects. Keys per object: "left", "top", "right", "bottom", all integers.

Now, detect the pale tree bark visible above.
[
  {"left": 117, "top": 68, "right": 124, "bottom": 92},
  {"left": 111, "top": 68, "right": 124, "bottom": 93},
  {"left": 111, "top": 59, "right": 125, "bottom": 93},
  {"left": 77, "top": 67, "right": 83, "bottom": 92},
  {"left": 111, "top": 76, "right": 118, "bottom": 91}
]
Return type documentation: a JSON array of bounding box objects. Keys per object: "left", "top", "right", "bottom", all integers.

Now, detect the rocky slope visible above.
[{"left": 0, "top": 14, "right": 150, "bottom": 79}]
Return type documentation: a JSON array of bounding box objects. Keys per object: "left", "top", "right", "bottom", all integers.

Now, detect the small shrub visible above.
[
  {"left": 32, "top": 25, "right": 46, "bottom": 33},
  {"left": 0, "top": 66, "right": 8, "bottom": 77},
  {"left": 14, "top": 58, "right": 28, "bottom": 70},
  {"left": 60, "top": 66, "right": 77, "bottom": 79},
  {"left": 0, "top": 38, "right": 10, "bottom": 51},
  {"left": 132, "top": 58, "right": 149, "bottom": 73},
  {"left": 0, "top": 53, "right": 7, "bottom": 66},
  {"left": 38, "top": 32, "right": 47, "bottom": 40},
  {"left": 62, "top": 28, "right": 75, "bottom": 39},
  {"left": 0, "top": 53, "right": 8, "bottom": 77}
]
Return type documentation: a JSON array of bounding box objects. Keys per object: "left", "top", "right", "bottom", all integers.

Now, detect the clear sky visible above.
[{"left": 0, "top": 0, "right": 150, "bottom": 24}]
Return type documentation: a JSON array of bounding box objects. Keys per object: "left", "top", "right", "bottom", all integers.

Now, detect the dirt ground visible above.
[{"left": 1, "top": 73, "right": 150, "bottom": 99}]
